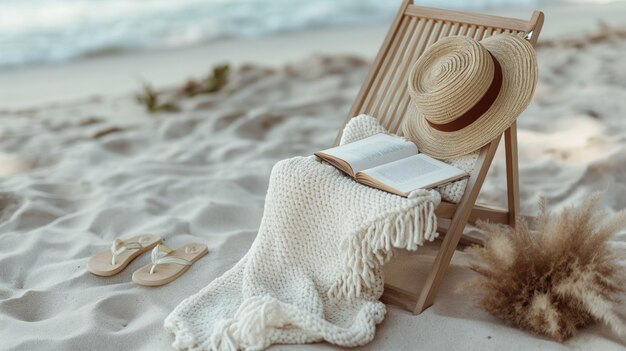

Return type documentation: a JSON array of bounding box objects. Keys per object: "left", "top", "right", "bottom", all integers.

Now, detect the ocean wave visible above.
[{"left": 0, "top": 0, "right": 599, "bottom": 68}]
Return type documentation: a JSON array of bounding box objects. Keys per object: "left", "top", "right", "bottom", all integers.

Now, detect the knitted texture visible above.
[
  {"left": 164, "top": 120, "right": 442, "bottom": 350},
  {"left": 341, "top": 115, "right": 477, "bottom": 203}
]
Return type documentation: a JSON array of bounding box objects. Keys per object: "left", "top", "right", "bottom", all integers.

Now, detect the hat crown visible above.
[
  {"left": 403, "top": 33, "right": 539, "bottom": 159},
  {"left": 408, "top": 36, "right": 495, "bottom": 125}
]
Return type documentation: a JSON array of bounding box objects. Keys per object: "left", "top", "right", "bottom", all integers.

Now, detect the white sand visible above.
[{"left": 1, "top": 3, "right": 626, "bottom": 351}]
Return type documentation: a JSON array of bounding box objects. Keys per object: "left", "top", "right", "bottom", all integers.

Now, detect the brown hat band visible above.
[{"left": 427, "top": 53, "right": 503, "bottom": 132}]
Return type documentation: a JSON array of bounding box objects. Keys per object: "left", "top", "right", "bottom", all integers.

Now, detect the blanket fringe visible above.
[
  {"left": 328, "top": 195, "right": 439, "bottom": 302},
  {"left": 206, "top": 296, "right": 287, "bottom": 351}
]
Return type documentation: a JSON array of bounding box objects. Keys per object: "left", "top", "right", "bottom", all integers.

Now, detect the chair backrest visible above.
[{"left": 335, "top": 0, "right": 544, "bottom": 144}]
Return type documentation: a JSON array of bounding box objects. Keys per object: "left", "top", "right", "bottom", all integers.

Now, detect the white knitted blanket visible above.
[{"left": 164, "top": 116, "right": 443, "bottom": 350}]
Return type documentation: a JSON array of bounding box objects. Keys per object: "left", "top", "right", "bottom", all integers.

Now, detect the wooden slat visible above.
[
  {"left": 427, "top": 19, "right": 445, "bottom": 46},
  {"left": 338, "top": 0, "right": 411, "bottom": 145},
  {"left": 467, "top": 24, "right": 477, "bottom": 38},
  {"left": 436, "top": 202, "right": 510, "bottom": 224},
  {"left": 387, "top": 19, "right": 439, "bottom": 133},
  {"left": 377, "top": 17, "right": 426, "bottom": 129},
  {"left": 387, "top": 19, "right": 442, "bottom": 133},
  {"left": 483, "top": 27, "right": 494, "bottom": 39},
  {"left": 437, "top": 220, "right": 486, "bottom": 247},
  {"left": 361, "top": 17, "right": 412, "bottom": 121},
  {"left": 459, "top": 23, "right": 469, "bottom": 35},
  {"left": 394, "top": 18, "right": 448, "bottom": 127},
  {"left": 450, "top": 22, "right": 461, "bottom": 36},
  {"left": 372, "top": 17, "right": 421, "bottom": 128},
  {"left": 356, "top": 5, "right": 411, "bottom": 118},
  {"left": 442, "top": 21, "right": 453, "bottom": 37},
  {"left": 475, "top": 26, "right": 485, "bottom": 40},
  {"left": 404, "top": 5, "right": 530, "bottom": 32}
]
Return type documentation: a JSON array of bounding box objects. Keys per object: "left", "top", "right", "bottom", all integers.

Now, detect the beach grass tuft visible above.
[
  {"left": 179, "top": 64, "right": 230, "bottom": 97},
  {"left": 135, "top": 81, "right": 180, "bottom": 114},
  {"left": 463, "top": 193, "right": 626, "bottom": 341}
]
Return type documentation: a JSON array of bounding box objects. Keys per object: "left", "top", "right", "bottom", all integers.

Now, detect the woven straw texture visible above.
[{"left": 403, "top": 34, "right": 537, "bottom": 159}]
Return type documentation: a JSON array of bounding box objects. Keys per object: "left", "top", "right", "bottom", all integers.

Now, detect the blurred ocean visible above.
[{"left": 0, "top": 0, "right": 613, "bottom": 69}]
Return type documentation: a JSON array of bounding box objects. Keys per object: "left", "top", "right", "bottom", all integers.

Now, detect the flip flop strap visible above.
[
  {"left": 110, "top": 239, "right": 143, "bottom": 265},
  {"left": 150, "top": 244, "right": 191, "bottom": 274}
]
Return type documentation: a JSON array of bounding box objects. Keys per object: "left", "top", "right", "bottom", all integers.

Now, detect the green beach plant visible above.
[
  {"left": 179, "top": 64, "right": 230, "bottom": 97},
  {"left": 135, "top": 81, "right": 179, "bottom": 114}
]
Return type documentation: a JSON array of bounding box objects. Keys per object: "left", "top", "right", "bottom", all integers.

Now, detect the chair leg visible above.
[
  {"left": 504, "top": 123, "right": 520, "bottom": 228},
  {"left": 412, "top": 137, "right": 501, "bottom": 314},
  {"left": 413, "top": 215, "right": 468, "bottom": 313}
]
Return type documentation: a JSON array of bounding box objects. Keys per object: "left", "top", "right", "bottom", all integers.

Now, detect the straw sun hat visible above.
[{"left": 403, "top": 34, "right": 537, "bottom": 159}]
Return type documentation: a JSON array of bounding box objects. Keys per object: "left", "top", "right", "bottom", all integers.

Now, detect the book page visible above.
[
  {"left": 316, "top": 133, "right": 417, "bottom": 174},
  {"left": 358, "top": 154, "right": 468, "bottom": 195}
]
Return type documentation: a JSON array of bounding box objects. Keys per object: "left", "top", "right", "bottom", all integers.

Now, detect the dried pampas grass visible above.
[{"left": 464, "top": 192, "right": 626, "bottom": 341}]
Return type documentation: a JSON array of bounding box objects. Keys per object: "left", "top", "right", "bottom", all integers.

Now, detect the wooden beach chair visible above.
[{"left": 334, "top": 1, "right": 544, "bottom": 314}]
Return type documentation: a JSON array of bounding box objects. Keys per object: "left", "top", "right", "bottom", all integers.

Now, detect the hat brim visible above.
[{"left": 403, "top": 34, "right": 538, "bottom": 159}]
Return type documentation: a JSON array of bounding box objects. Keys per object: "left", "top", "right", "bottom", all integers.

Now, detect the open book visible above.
[{"left": 314, "top": 133, "right": 468, "bottom": 197}]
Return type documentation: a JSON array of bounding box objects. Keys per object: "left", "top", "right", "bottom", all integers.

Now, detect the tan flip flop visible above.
[
  {"left": 132, "top": 243, "right": 208, "bottom": 286},
  {"left": 86, "top": 234, "right": 162, "bottom": 276}
]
